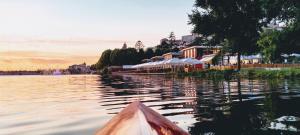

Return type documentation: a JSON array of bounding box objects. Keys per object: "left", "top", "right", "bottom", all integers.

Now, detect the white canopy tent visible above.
[
  {"left": 180, "top": 58, "right": 202, "bottom": 65},
  {"left": 132, "top": 58, "right": 202, "bottom": 69},
  {"left": 163, "top": 58, "right": 182, "bottom": 65}
]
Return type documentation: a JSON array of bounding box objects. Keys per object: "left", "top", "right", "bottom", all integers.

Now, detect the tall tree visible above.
[
  {"left": 137, "top": 48, "right": 145, "bottom": 61},
  {"left": 125, "top": 48, "right": 139, "bottom": 65},
  {"left": 135, "top": 40, "right": 144, "bottom": 50},
  {"left": 145, "top": 48, "right": 155, "bottom": 59},
  {"left": 110, "top": 49, "right": 121, "bottom": 66},
  {"left": 258, "top": 0, "right": 300, "bottom": 62},
  {"left": 257, "top": 29, "right": 281, "bottom": 63},
  {"left": 122, "top": 42, "right": 127, "bottom": 49},
  {"left": 168, "top": 32, "right": 176, "bottom": 45},
  {"left": 189, "top": 0, "right": 267, "bottom": 70},
  {"left": 96, "top": 49, "right": 112, "bottom": 69}
]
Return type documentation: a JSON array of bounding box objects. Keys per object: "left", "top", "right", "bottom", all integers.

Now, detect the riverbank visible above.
[{"left": 177, "top": 68, "right": 300, "bottom": 79}]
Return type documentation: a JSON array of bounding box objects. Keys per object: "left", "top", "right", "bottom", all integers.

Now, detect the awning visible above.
[
  {"left": 180, "top": 58, "right": 202, "bottom": 65},
  {"left": 163, "top": 58, "right": 182, "bottom": 65},
  {"left": 200, "top": 54, "right": 216, "bottom": 63}
]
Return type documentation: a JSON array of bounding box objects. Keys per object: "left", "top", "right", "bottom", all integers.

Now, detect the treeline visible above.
[
  {"left": 94, "top": 47, "right": 176, "bottom": 70},
  {"left": 94, "top": 32, "right": 184, "bottom": 70}
]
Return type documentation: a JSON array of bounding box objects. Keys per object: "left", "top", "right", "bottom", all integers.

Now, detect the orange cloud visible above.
[
  {"left": 29, "top": 58, "right": 70, "bottom": 64},
  {"left": 0, "top": 51, "right": 99, "bottom": 71},
  {"left": 0, "top": 37, "right": 130, "bottom": 45}
]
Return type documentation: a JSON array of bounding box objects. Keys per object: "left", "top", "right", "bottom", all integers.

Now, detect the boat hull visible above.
[{"left": 95, "top": 101, "right": 189, "bottom": 135}]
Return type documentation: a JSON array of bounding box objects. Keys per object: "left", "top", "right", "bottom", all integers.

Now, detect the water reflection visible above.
[
  {"left": 99, "top": 75, "right": 300, "bottom": 135},
  {"left": 0, "top": 75, "right": 300, "bottom": 135}
]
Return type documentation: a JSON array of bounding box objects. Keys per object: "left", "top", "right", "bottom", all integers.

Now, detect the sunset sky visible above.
[{"left": 0, "top": 0, "right": 194, "bottom": 71}]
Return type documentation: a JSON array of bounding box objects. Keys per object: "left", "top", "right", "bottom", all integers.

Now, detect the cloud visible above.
[
  {"left": 29, "top": 58, "right": 70, "bottom": 64},
  {"left": 0, "top": 37, "right": 130, "bottom": 45},
  {"left": 0, "top": 51, "right": 99, "bottom": 71}
]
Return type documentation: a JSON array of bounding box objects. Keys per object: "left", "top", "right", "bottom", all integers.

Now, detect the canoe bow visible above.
[{"left": 96, "top": 101, "right": 189, "bottom": 135}]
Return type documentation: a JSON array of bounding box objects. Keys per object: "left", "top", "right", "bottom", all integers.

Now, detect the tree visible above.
[
  {"left": 154, "top": 48, "right": 164, "bottom": 56},
  {"left": 261, "top": 0, "right": 300, "bottom": 58},
  {"left": 125, "top": 48, "right": 139, "bottom": 65},
  {"left": 145, "top": 48, "right": 154, "bottom": 59},
  {"left": 255, "top": 0, "right": 300, "bottom": 63},
  {"left": 95, "top": 49, "right": 112, "bottom": 69},
  {"left": 262, "top": 0, "right": 299, "bottom": 23},
  {"left": 189, "top": 0, "right": 267, "bottom": 70},
  {"left": 110, "top": 49, "right": 121, "bottom": 66},
  {"left": 257, "top": 30, "right": 280, "bottom": 63},
  {"left": 96, "top": 48, "right": 141, "bottom": 67},
  {"left": 168, "top": 32, "right": 176, "bottom": 45},
  {"left": 138, "top": 49, "right": 145, "bottom": 61},
  {"left": 278, "top": 23, "right": 300, "bottom": 54},
  {"left": 135, "top": 40, "right": 144, "bottom": 50},
  {"left": 122, "top": 42, "right": 127, "bottom": 49}
]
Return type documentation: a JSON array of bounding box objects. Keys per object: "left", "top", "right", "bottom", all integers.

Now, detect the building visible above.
[
  {"left": 68, "top": 63, "right": 92, "bottom": 74},
  {"left": 181, "top": 34, "right": 200, "bottom": 45},
  {"left": 162, "top": 52, "right": 183, "bottom": 60},
  {"left": 181, "top": 46, "right": 221, "bottom": 59},
  {"left": 181, "top": 46, "right": 221, "bottom": 65}
]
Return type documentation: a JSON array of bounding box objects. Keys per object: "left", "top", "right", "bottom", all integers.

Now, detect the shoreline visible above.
[
  {"left": 106, "top": 67, "right": 300, "bottom": 80},
  {"left": 176, "top": 68, "right": 300, "bottom": 79}
]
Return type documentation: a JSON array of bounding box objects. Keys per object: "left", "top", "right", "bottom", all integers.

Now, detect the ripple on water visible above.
[{"left": 1, "top": 75, "right": 300, "bottom": 134}]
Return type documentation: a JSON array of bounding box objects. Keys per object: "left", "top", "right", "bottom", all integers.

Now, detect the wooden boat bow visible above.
[{"left": 96, "top": 101, "right": 189, "bottom": 135}]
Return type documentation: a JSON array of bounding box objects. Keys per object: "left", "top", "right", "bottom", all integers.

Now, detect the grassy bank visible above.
[
  {"left": 177, "top": 68, "right": 300, "bottom": 79},
  {"left": 240, "top": 68, "right": 300, "bottom": 79}
]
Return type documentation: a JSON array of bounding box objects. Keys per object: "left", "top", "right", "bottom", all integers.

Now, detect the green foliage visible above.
[
  {"left": 239, "top": 68, "right": 300, "bottom": 78},
  {"left": 189, "top": 0, "right": 267, "bottom": 70},
  {"left": 95, "top": 48, "right": 142, "bottom": 70},
  {"left": 262, "top": 0, "right": 300, "bottom": 55},
  {"left": 189, "top": 0, "right": 264, "bottom": 53},
  {"left": 179, "top": 68, "right": 300, "bottom": 79},
  {"left": 109, "top": 49, "right": 121, "bottom": 66},
  {"left": 138, "top": 49, "right": 145, "bottom": 59},
  {"left": 156, "top": 41, "right": 173, "bottom": 53},
  {"left": 257, "top": 30, "right": 281, "bottom": 63},
  {"left": 168, "top": 32, "right": 176, "bottom": 42},
  {"left": 145, "top": 48, "right": 155, "bottom": 59},
  {"left": 278, "top": 23, "right": 300, "bottom": 54},
  {"left": 178, "top": 69, "right": 236, "bottom": 80},
  {"left": 262, "top": 0, "right": 299, "bottom": 23},
  {"left": 96, "top": 49, "right": 112, "bottom": 69}
]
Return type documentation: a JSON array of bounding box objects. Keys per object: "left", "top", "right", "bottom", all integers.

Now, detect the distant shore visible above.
[
  {"left": 0, "top": 71, "right": 42, "bottom": 75},
  {"left": 0, "top": 71, "right": 96, "bottom": 76}
]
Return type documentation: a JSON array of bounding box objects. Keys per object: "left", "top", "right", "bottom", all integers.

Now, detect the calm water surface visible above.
[{"left": 0, "top": 75, "right": 300, "bottom": 135}]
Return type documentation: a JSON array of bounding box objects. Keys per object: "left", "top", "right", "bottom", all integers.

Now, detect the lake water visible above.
[{"left": 0, "top": 75, "right": 300, "bottom": 135}]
